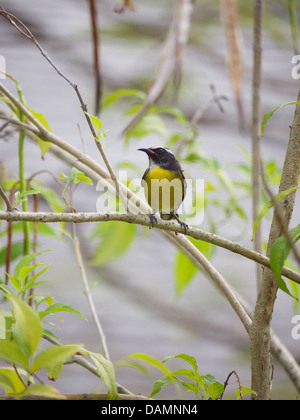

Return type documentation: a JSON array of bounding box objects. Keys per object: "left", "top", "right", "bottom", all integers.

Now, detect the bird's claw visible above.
[
  {"left": 171, "top": 212, "right": 188, "bottom": 235},
  {"left": 149, "top": 214, "right": 157, "bottom": 229}
]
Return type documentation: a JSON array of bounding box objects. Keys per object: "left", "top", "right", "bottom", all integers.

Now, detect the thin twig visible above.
[
  {"left": 88, "top": 0, "right": 102, "bottom": 115},
  {"left": 251, "top": 0, "right": 264, "bottom": 291},
  {"left": 175, "top": 85, "right": 228, "bottom": 156},
  {"left": 219, "top": 370, "right": 244, "bottom": 400},
  {"left": 0, "top": 185, "right": 13, "bottom": 211}
]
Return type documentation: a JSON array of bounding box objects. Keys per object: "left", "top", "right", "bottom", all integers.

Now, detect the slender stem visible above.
[
  {"left": 17, "top": 83, "right": 30, "bottom": 256},
  {"left": 251, "top": 0, "right": 264, "bottom": 290},
  {"left": 72, "top": 226, "right": 111, "bottom": 360}
]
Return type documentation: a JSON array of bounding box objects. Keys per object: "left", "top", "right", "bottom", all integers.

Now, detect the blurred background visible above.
[{"left": 0, "top": 0, "right": 300, "bottom": 399}]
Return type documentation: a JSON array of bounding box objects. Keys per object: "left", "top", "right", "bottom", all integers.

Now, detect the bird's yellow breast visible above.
[
  {"left": 142, "top": 167, "right": 185, "bottom": 213},
  {"left": 145, "top": 167, "right": 181, "bottom": 182}
]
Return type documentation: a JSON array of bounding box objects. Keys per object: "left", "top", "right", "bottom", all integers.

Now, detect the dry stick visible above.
[
  {"left": 251, "top": 0, "right": 264, "bottom": 291},
  {"left": 219, "top": 370, "right": 244, "bottom": 400},
  {"left": 250, "top": 91, "right": 300, "bottom": 400},
  {"left": 88, "top": 0, "right": 102, "bottom": 115}
]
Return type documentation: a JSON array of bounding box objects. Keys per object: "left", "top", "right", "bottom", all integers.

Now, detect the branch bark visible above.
[{"left": 250, "top": 89, "right": 300, "bottom": 399}]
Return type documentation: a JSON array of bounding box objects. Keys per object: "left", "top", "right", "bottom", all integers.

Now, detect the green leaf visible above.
[
  {"left": 38, "top": 302, "right": 87, "bottom": 321},
  {"left": 125, "top": 114, "right": 168, "bottom": 144},
  {"left": 270, "top": 224, "right": 300, "bottom": 299},
  {"left": 115, "top": 360, "right": 150, "bottom": 376},
  {"left": 0, "top": 371, "right": 16, "bottom": 393},
  {"left": 20, "top": 265, "right": 50, "bottom": 293},
  {"left": 27, "top": 108, "right": 52, "bottom": 157},
  {"left": 150, "top": 375, "right": 177, "bottom": 398},
  {"left": 0, "top": 242, "right": 29, "bottom": 267},
  {"left": 261, "top": 102, "right": 300, "bottom": 136},
  {"left": 163, "top": 353, "right": 198, "bottom": 373},
  {"left": 31, "top": 344, "right": 83, "bottom": 374},
  {"left": 180, "top": 381, "right": 200, "bottom": 395},
  {"left": 252, "top": 186, "right": 300, "bottom": 240},
  {"left": 208, "top": 381, "right": 224, "bottom": 400},
  {"left": 103, "top": 89, "right": 146, "bottom": 107},
  {"left": 19, "top": 263, "right": 44, "bottom": 285},
  {"left": 9, "top": 296, "right": 43, "bottom": 359},
  {"left": 174, "top": 249, "right": 198, "bottom": 296},
  {"left": 0, "top": 339, "right": 29, "bottom": 370},
  {"left": 0, "top": 283, "right": 14, "bottom": 297},
  {"left": 85, "top": 113, "right": 103, "bottom": 132},
  {"left": 5, "top": 274, "right": 21, "bottom": 291},
  {"left": 126, "top": 353, "right": 176, "bottom": 378},
  {"left": 236, "top": 386, "right": 257, "bottom": 400},
  {"left": 91, "top": 222, "right": 136, "bottom": 266},
  {"left": 175, "top": 239, "right": 214, "bottom": 295},
  {"left": 0, "top": 367, "right": 27, "bottom": 394},
  {"left": 125, "top": 352, "right": 182, "bottom": 397},
  {"left": 20, "top": 384, "right": 66, "bottom": 399},
  {"left": 88, "top": 351, "right": 118, "bottom": 400},
  {"left": 74, "top": 172, "right": 93, "bottom": 186},
  {"left": 14, "top": 250, "right": 51, "bottom": 279}
]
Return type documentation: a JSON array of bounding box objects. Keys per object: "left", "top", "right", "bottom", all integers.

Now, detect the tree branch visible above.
[
  {"left": 250, "top": 89, "right": 300, "bottom": 400},
  {"left": 0, "top": 210, "right": 299, "bottom": 285}
]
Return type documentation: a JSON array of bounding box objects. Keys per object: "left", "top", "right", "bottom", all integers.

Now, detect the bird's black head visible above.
[{"left": 138, "top": 146, "right": 180, "bottom": 170}]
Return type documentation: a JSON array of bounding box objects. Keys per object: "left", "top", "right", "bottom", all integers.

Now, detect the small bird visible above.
[{"left": 138, "top": 146, "right": 188, "bottom": 233}]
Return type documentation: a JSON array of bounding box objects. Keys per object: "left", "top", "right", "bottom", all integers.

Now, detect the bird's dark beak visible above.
[{"left": 138, "top": 148, "right": 155, "bottom": 156}]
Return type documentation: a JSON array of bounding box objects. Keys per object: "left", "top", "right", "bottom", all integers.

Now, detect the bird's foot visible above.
[
  {"left": 171, "top": 212, "right": 189, "bottom": 235},
  {"left": 149, "top": 213, "right": 157, "bottom": 229}
]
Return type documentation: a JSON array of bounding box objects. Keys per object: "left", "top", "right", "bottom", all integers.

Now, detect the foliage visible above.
[
  {"left": 0, "top": 251, "right": 117, "bottom": 399},
  {"left": 117, "top": 352, "right": 256, "bottom": 400}
]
